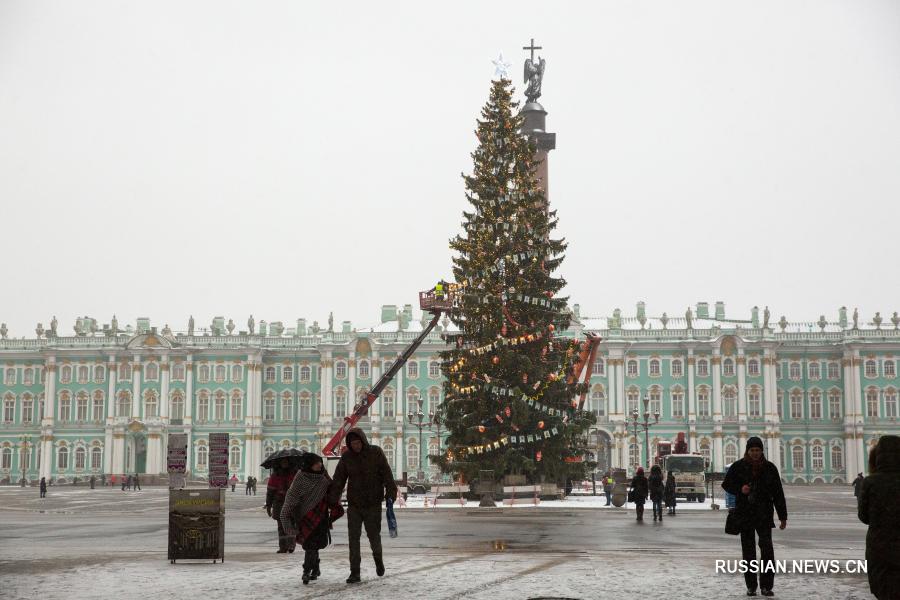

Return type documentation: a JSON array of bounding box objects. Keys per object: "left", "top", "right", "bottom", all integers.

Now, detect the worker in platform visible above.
[{"left": 434, "top": 281, "right": 446, "bottom": 300}]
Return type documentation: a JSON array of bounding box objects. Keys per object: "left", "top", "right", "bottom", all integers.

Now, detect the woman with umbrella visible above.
[{"left": 263, "top": 448, "right": 303, "bottom": 553}]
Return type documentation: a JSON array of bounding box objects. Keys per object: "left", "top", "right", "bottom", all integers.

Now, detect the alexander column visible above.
[{"left": 520, "top": 38, "right": 556, "bottom": 198}]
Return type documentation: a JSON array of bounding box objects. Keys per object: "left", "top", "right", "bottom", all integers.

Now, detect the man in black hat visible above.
[
  {"left": 328, "top": 428, "right": 398, "bottom": 584},
  {"left": 722, "top": 436, "right": 787, "bottom": 597}
]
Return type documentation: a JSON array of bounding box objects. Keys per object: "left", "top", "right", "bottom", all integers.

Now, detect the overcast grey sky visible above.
[{"left": 2, "top": 0, "right": 899, "bottom": 337}]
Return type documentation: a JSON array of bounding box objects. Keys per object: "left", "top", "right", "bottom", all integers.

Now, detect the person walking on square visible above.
[
  {"left": 629, "top": 467, "right": 649, "bottom": 522},
  {"left": 648, "top": 464, "right": 665, "bottom": 522},
  {"left": 857, "top": 435, "right": 900, "bottom": 600},
  {"left": 39, "top": 477, "right": 47, "bottom": 498},
  {"left": 664, "top": 470, "right": 677, "bottom": 515},
  {"left": 100, "top": 473, "right": 106, "bottom": 487},
  {"left": 245, "top": 476, "right": 251, "bottom": 495},
  {"left": 852, "top": 472, "right": 864, "bottom": 497},
  {"left": 722, "top": 436, "right": 787, "bottom": 597},
  {"left": 124, "top": 474, "right": 130, "bottom": 491},
  {"left": 230, "top": 474, "right": 238, "bottom": 492},
  {"left": 327, "top": 428, "right": 398, "bottom": 584},
  {"left": 603, "top": 472, "right": 613, "bottom": 506},
  {"left": 266, "top": 459, "right": 299, "bottom": 553},
  {"left": 281, "top": 453, "right": 345, "bottom": 585},
  {"left": 89, "top": 475, "right": 95, "bottom": 490},
  {"left": 133, "top": 473, "right": 140, "bottom": 491}
]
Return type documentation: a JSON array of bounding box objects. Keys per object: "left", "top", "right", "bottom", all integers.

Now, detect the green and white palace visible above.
[{"left": 1, "top": 301, "right": 899, "bottom": 485}]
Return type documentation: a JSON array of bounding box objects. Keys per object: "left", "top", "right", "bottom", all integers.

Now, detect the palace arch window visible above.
[
  {"left": 724, "top": 442, "right": 738, "bottom": 466},
  {"left": 92, "top": 391, "right": 104, "bottom": 421},
  {"left": 790, "top": 391, "right": 803, "bottom": 420},
  {"left": 809, "top": 390, "right": 823, "bottom": 420},
  {"left": 866, "top": 389, "right": 879, "bottom": 418},
  {"left": 145, "top": 362, "right": 159, "bottom": 381},
  {"left": 74, "top": 446, "right": 86, "bottom": 470},
  {"left": 723, "top": 358, "right": 735, "bottom": 377},
  {"left": 809, "top": 362, "right": 821, "bottom": 380},
  {"left": 280, "top": 392, "right": 292, "bottom": 422},
  {"left": 196, "top": 443, "right": 208, "bottom": 469},
  {"left": 335, "top": 362, "right": 347, "bottom": 380},
  {"left": 885, "top": 360, "right": 897, "bottom": 379},
  {"left": 697, "top": 359, "right": 709, "bottom": 378},
  {"left": 230, "top": 443, "right": 241, "bottom": 469},
  {"left": 827, "top": 362, "right": 840, "bottom": 380},
  {"left": 428, "top": 388, "right": 440, "bottom": 412},
  {"left": 197, "top": 365, "right": 210, "bottom": 383},
  {"left": 791, "top": 445, "right": 805, "bottom": 471},
  {"left": 335, "top": 388, "right": 347, "bottom": 417},
  {"left": 144, "top": 391, "right": 158, "bottom": 418},
  {"left": 22, "top": 395, "right": 33, "bottom": 424},
  {"left": 407, "top": 388, "right": 420, "bottom": 412},
  {"left": 591, "top": 386, "right": 606, "bottom": 417},
  {"left": 627, "top": 388, "right": 639, "bottom": 415},
  {"left": 865, "top": 360, "right": 877, "bottom": 378},
  {"left": 300, "top": 366, "right": 311, "bottom": 382},
  {"left": 592, "top": 358, "right": 605, "bottom": 376},
  {"left": 699, "top": 439, "right": 711, "bottom": 467},
  {"left": 382, "top": 389, "right": 395, "bottom": 418},
  {"left": 23, "top": 367, "right": 34, "bottom": 386},
  {"left": 214, "top": 392, "right": 226, "bottom": 421},
  {"left": 697, "top": 388, "right": 710, "bottom": 417},
  {"left": 231, "top": 391, "right": 243, "bottom": 421},
  {"left": 117, "top": 391, "right": 132, "bottom": 418},
  {"left": 747, "top": 359, "right": 760, "bottom": 377},
  {"left": 649, "top": 387, "right": 661, "bottom": 415},
  {"left": 3, "top": 395, "right": 14, "bottom": 423},
  {"left": 671, "top": 359, "right": 683, "bottom": 377},
  {"left": 748, "top": 388, "right": 761, "bottom": 417},
  {"left": 831, "top": 443, "right": 844, "bottom": 471},
  {"left": 172, "top": 363, "right": 185, "bottom": 380},
  {"left": 1, "top": 446, "right": 11, "bottom": 470},
  {"left": 197, "top": 391, "right": 210, "bottom": 423},
  {"left": 171, "top": 391, "right": 184, "bottom": 420},
  {"left": 94, "top": 365, "right": 105, "bottom": 384},
  {"left": 57, "top": 445, "right": 69, "bottom": 470},
  {"left": 264, "top": 367, "right": 276, "bottom": 383},
  {"left": 789, "top": 362, "right": 801, "bottom": 380},
  {"left": 407, "top": 439, "right": 419, "bottom": 469},
  {"left": 885, "top": 389, "right": 898, "bottom": 418},
  {"left": 406, "top": 361, "right": 418, "bottom": 379},
  {"left": 59, "top": 391, "right": 72, "bottom": 422},
  {"left": 627, "top": 360, "right": 639, "bottom": 377},
  {"left": 75, "top": 392, "right": 89, "bottom": 421},
  {"left": 649, "top": 359, "right": 661, "bottom": 377},
  {"left": 382, "top": 440, "right": 395, "bottom": 467},
  {"left": 91, "top": 446, "right": 102, "bottom": 470},
  {"left": 60, "top": 366, "right": 71, "bottom": 384},
  {"left": 829, "top": 390, "right": 842, "bottom": 418},
  {"left": 811, "top": 443, "right": 824, "bottom": 471},
  {"left": 119, "top": 363, "right": 132, "bottom": 381},
  {"left": 671, "top": 388, "right": 684, "bottom": 418},
  {"left": 629, "top": 441, "right": 640, "bottom": 470},
  {"left": 723, "top": 388, "right": 736, "bottom": 418},
  {"left": 214, "top": 365, "right": 226, "bottom": 383},
  {"left": 299, "top": 392, "right": 311, "bottom": 422},
  {"left": 429, "top": 361, "right": 440, "bottom": 379},
  {"left": 232, "top": 365, "right": 243, "bottom": 382}
]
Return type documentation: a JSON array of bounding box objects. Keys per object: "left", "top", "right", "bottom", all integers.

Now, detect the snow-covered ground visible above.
[{"left": 399, "top": 492, "right": 717, "bottom": 510}]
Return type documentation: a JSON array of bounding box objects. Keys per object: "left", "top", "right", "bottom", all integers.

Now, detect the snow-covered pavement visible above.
[{"left": 0, "top": 486, "right": 873, "bottom": 599}]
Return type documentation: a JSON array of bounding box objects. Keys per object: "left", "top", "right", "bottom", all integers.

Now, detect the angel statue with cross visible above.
[{"left": 523, "top": 38, "right": 545, "bottom": 103}]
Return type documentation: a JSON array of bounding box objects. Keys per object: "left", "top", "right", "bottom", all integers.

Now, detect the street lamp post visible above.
[
  {"left": 407, "top": 401, "right": 426, "bottom": 481},
  {"left": 427, "top": 408, "right": 444, "bottom": 482},
  {"left": 629, "top": 394, "right": 660, "bottom": 470}
]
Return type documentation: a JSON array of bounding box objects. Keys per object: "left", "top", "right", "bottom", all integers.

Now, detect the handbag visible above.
[
  {"left": 725, "top": 510, "right": 746, "bottom": 535},
  {"left": 627, "top": 488, "right": 636, "bottom": 503}
]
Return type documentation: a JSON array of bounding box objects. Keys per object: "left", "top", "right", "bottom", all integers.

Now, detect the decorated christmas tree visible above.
[{"left": 436, "top": 77, "right": 595, "bottom": 485}]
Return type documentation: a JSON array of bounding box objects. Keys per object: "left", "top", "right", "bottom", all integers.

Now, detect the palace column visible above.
[
  {"left": 842, "top": 350, "right": 858, "bottom": 476},
  {"left": 146, "top": 427, "right": 162, "bottom": 475},
  {"left": 131, "top": 356, "right": 142, "bottom": 420},
  {"left": 348, "top": 351, "right": 357, "bottom": 411},
  {"left": 712, "top": 351, "right": 723, "bottom": 470},
  {"left": 615, "top": 357, "right": 626, "bottom": 419},
  {"left": 40, "top": 358, "right": 57, "bottom": 481},
  {"left": 687, "top": 349, "right": 697, "bottom": 452},
  {"left": 184, "top": 358, "right": 194, "bottom": 476},
  {"left": 737, "top": 352, "right": 748, "bottom": 449},
  {"left": 160, "top": 356, "right": 170, "bottom": 422},
  {"left": 319, "top": 351, "right": 333, "bottom": 423},
  {"left": 111, "top": 428, "right": 126, "bottom": 476},
  {"left": 852, "top": 352, "right": 866, "bottom": 474},
  {"left": 245, "top": 354, "right": 263, "bottom": 481},
  {"left": 370, "top": 351, "right": 381, "bottom": 421},
  {"left": 763, "top": 350, "right": 781, "bottom": 467},
  {"left": 394, "top": 351, "right": 404, "bottom": 425},
  {"left": 103, "top": 355, "right": 117, "bottom": 475}
]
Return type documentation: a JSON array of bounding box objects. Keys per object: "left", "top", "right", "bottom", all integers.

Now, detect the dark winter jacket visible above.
[
  {"left": 39, "top": 479, "right": 47, "bottom": 492},
  {"left": 266, "top": 468, "right": 297, "bottom": 520},
  {"left": 858, "top": 435, "right": 900, "bottom": 600},
  {"left": 327, "top": 428, "right": 398, "bottom": 509},
  {"left": 852, "top": 474, "right": 864, "bottom": 497},
  {"left": 630, "top": 473, "right": 649, "bottom": 505},
  {"left": 722, "top": 456, "right": 787, "bottom": 529},
  {"left": 648, "top": 471, "right": 665, "bottom": 502},
  {"left": 664, "top": 474, "right": 677, "bottom": 506}
]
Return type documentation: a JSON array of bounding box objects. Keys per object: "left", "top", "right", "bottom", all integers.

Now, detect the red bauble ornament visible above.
[
  {"left": 548, "top": 373, "right": 558, "bottom": 382},
  {"left": 538, "top": 421, "right": 545, "bottom": 429},
  {"left": 478, "top": 425, "right": 486, "bottom": 433},
  {"left": 505, "top": 406, "right": 511, "bottom": 417},
  {"left": 536, "top": 451, "right": 542, "bottom": 462},
  {"left": 522, "top": 373, "right": 529, "bottom": 383},
  {"left": 492, "top": 356, "right": 500, "bottom": 365},
  {"left": 548, "top": 324, "right": 555, "bottom": 332}
]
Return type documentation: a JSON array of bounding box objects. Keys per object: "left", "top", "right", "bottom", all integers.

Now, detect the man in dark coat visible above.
[
  {"left": 327, "top": 428, "right": 398, "bottom": 584},
  {"left": 133, "top": 473, "right": 140, "bottom": 491},
  {"left": 722, "top": 436, "right": 787, "bottom": 597},
  {"left": 629, "top": 467, "right": 649, "bottom": 522},
  {"left": 89, "top": 475, "right": 95, "bottom": 489},
  {"left": 125, "top": 474, "right": 132, "bottom": 491},
  {"left": 648, "top": 465, "right": 665, "bottom": 522},
  {"left": 852, "top": 472, "right": 864, "bottom": 497},
  {"left": 664, "top": 471, "right": 677, "bottom": 515},
  {"left": 858, "top": 435, "right": 900, "bottom": 600},
  {"left": 39, "top": 477, "right": 47, "bottom": 498}
]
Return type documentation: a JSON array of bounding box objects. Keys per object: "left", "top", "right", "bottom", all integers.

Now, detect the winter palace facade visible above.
[{"left": 1, "top": 301, "right": 899, "bottom": 485}]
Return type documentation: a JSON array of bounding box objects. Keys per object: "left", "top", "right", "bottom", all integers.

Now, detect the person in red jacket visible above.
[{"left": 266, "top": 458, "right": 298, "bottom": 553}]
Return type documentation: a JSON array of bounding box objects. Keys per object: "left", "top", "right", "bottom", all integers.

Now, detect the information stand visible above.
[{"left": 168, "top": 489, "right": 225, "bottom": 564}]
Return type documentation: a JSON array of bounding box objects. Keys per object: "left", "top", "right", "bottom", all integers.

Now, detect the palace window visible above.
[
  {"left": 197, "top": 365, "right": 210, "bottom": 383},
  {"left": 592, "top": 359, "right": 605, "bottom": 376},
  {"left": 885, "top": 390, "right": 898, "bottom": 418},
  {"left": 281, "top": 392, "right": 292, "bottom": 422},
  {"left": 264, "top": 367, "right": 276, "bottom": 383},
  {"left": 428, "top": 388, "right": 440, "bottom": 412},
  {"left": 144, "top": 391, "right": 158, "bottom": 418},
  {"left": 382, "top": 440, "right": 395, "bottom": 467},
  {"left": 406, "top": 361, "right": 418, "bottom": 379},
  {"left": 214, "top": 392, "right": 226, "bottom": 421},
  {"left": 91, "top": 446, "right": 102, "bottom": 470},
  {"left": 60, "top": 366, "right": 71, "bottom": 384},
  {"left": 230, "top": 444, "right": 241, "bottom": 469},
  {"left": 145, "top": 362, "right": 158, "bottom": 381},
  {"left": 407, "top": 440, "right": 419, "bottom": 469},
  {"left": 75, "top": 392, "right": 89, "bottom": 421},
  {"left": 22, "top": 396, "right": 33, "bottom": 424},
  {"left": 671, "top": 359, "right": 683, "bottom": 378},
  {"left": 300, "top": 366, "right": 311, "bottom": 382},
  {"left": 627, "top": 360, "right": 639, "bottom": 377},
  {"left": 358, "top": 361, "right": 370, "bottom": 379},
  {"left": 172, "top": 363, "right": 185, "bottom": 380},
  {"left": 196, "top": 444, "right": 208, "bottom": 469},
  {"left": 885, "top": 360, "right": 896, "bottom": 379},
  {"left": 699, "top": 440, "right": 711, "bottom": 467},
  {"left": 231, "top": 391, "right": 242, "bottom": 420},
  {"left": 77, "top": 366, "right": 89, "bottom": 384},
  {"left": 777, "top": 390, "right": 784, "bottom": 418},
  {"left": 92, "top": 391, "right": 104, "bottom": 421},
  {"left": 197, "top": 391, "right": 210, "bottom": 423},
  {"left": 866, "top": 389, "right": 879, "bottom": 418},
  {"left": 119, "top": 363, "right": 132, "bottom": 381},
  {"left": 831, "top": 444, "right": 844, "bottom": 471},
  {"left": 723, "top": 359, "right": 735, "bottom": 377},
  {"left": 23, "top": 368, "right": 34, "bottom": 386},
  {"left": 698, "top": 389, "right": 710, "bottom": 417},
  {"left": 263, "top": 392, "right": 275, "bottom": 422},
  {"left": 335, "top": 362, "right": 347, "bottom": 380},
  {"left": 809, "top": 391, "right": 822, "bottom": 420},
  {"left": 429, "top": 361, "right": 440, "bottom": 379},
  {"left": 335, "top": 389, "right": 347, "bottom": 417},
  {"left": 724, "top": 442, "right": 738, "bottom": 467},
  {"left": 117, "top": 391, "right": 132, "bottom": 418},
  {"left": 749, "top": 390, "right": 761, "bottom": 417},
  {"left": 776, "top": 363, "right": 782, "bottom": 380},
  {"left": 591, "top": 387, "right": 606, "bottom": 417},
  {"left": 407, "top": 388, "right": 420, "bottom": 412},
  {"left": 3, "top": 397, "right": 14, "bottom": 423},
  {"left": 171, "top": 391, "right": 184, "bottom": 420},
  {"left": 809, "top": 362, "right": 821, "bottom": 380},
  {"left": 1, "top": 447, "right": 11, "bottom": 470},
  {"left": 627, "top": 390, "right": 639, "bottom": 415},
  {"left": 280, "top": 365, "right": 293, "bottom": 383},
  {"left": 791, "top": 445, "right": 804, "bottom": 471},
  {"left": 790, "top": 391, "right": 803, "bottom": 419},
  {"left": 671, "top": 389, "right": 684, "bottom": 418},
  {"left": 865, "top": 360, "right": 877, "bottom": 378},
  {"left": 57, "top": 445, "right": 69, "bottom": 470},
  {"left": 299, "top": 393, "right": 311, "bottom": 421},
  {"left": 828, "top": 362, "right": 840, "bottom": 380},
  {"left": 232, "top": 365, "right": 243, "bottom": 382},
  {"left": 723, "top": 388, "right": 736, "bottom": 418},
  {"left": 214, "top": 365, "right": 226, "bottom": 383},
  {"left": 829, "top": 390, "right": 842, "bottom": 418},
  {"left": 59, "top": 392, "right": 72, "bottom": 421},
  {"left": 649, "top": 388, "right": 661, "bottom": 415},
  {"left": 629, "top": 442, "right": 640, "bottom": 469},
  {"left": 4, "top": 368, "right": 16, "bottom": 385},
  {"left": 697, "top": 359, "right": 709, "bottom": 378},
  {"left": 789, "top": 362, "right": 801, "bottom": 380},
  {"left": 747, "top": 359, "right": 760, "bottom": 377},
  {"left": 94, "top": 365, "right": 105, "bottom": 384},
  {"left": 811, "top": 444, "right": 824, "bottom": 470},
  {"left": 75, "top": 447, "right": 86, "bottom": 470},
  {"left": 383, "top": 389, "right": 395, "bottom": 418},
  {"left": 649, "top": 359, "right": 661, "bottom": 377}
]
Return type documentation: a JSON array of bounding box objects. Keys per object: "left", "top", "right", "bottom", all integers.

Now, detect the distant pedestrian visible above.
[
  {"left": 133, "top": 473, "right": 141, "bottom": 491},
  {"left": 110, "top": 474, "right": 116, "bottom": 488},
  {"left": 252, "top": 476, "right": 258, "bottom": 495},
  {"left": 126, "top": 475, "right": 133, "bottom": 491},
  {"left": 858, "top": 435, "right": 900, "bottom": 600},
  {"left": 281, "top": 453, "right": 345, "bottom": 585},
  {"left": 852, "top": 472, "right": 864, "bottom": 497},
  {"left": 230, "top": 474, "right": 238, "bottom": 492},
  {"left": 100, "top": 473, "right": 106, "bottom": 487},
  {"left": 664, "top": 471, "right": 677, "bottom": 515},
  {"left": 629, "top": 467, "right": 649, "bottom": 522},
  {"left": 603, "top": 473, "right": 613, "bottom": 506},
  {"left": 90, "top": 475, "right": 96, "bottom": 490},
  {"left": 39, "top": 477, "right": 47, "bottom": 498},
  {"left": 722, "top": 436, "right": 787, "bottom": 597},
  {"left": 245, "top": 477, "right": 252, "bottom": 495},
  {"left": 121, "top": 475, "right": 127, "bottom": 491},
  {"left": 648, "top": 465, "right": 665, "bottom": 522}
]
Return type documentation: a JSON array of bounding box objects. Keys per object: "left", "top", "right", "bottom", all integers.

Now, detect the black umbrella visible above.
[{"left": 261, "top": 447, "right": 305, "bottom": 469}]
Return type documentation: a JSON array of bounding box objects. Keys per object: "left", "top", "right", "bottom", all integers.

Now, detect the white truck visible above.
[{"left": 661, "top": 454, "right": 707, "bottom": 502}]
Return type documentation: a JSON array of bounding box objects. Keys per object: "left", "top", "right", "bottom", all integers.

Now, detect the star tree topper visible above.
[{"left": 492, "top": 52, "right": 512, "bottom": 80}]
